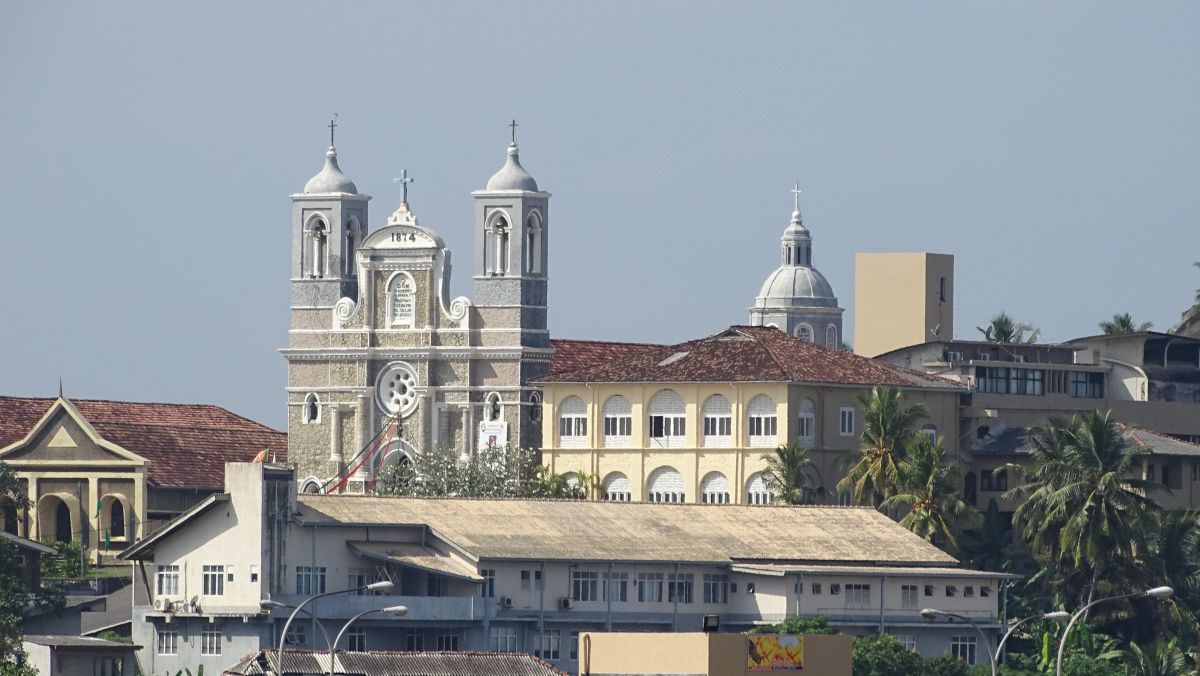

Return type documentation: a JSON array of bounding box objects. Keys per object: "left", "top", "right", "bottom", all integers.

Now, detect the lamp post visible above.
[
  {"left": 274, "top": 580, "right": 394, "bottom": 675},
  {"left": 921, "top": 608, "right": 998, "bottom": 676},
  {"left": 1055, "top": 586, "right": 1173, "bottom": 676},
  {"left": 994, "top": 611, "right": 1069, "bottom": 664},
  {"left": 259, "top": 599, "right": 333, "bottom": 651},
  {"left": 327, "top": 605, "right": 408, "bottom": 675}
]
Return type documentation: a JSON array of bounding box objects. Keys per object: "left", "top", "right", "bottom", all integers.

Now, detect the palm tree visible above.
[
  {"left": 761, "top": 442, "right": 822, "bottom": 505},
  {"left": 836, "top": 386, "right": 929, "bottom": 506},
  {"left": 1172, "top": 261, "right": 1200, "bottom": 333},
  {"left": 1099, "top": 312, "right": 1152, "bottom": 335},
  {"left": 1004, "top": 411, "right": 1160, "bottom": 608},
  {"left": 976, "top": 311, "right": 1041, "bottom": 343},
  {"left": 880, "top": 435, "right": 978, "bottom": 554},
  {"left": 1122, "top": 639, "right": 1190, "bottom": 676},
  {"left": 960, "top": 498, "right": 1012, "bottom": 572}
]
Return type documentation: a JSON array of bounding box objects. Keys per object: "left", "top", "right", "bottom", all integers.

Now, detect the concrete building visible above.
[
  {"left": 749, "top": 191, "right": 844, "bottom": 348},
  {"left": 21, "top": 635, "right": 140, "bottom": 676},
  {"left": 0, "top": 395, "right": 285, "bottom": 563},
  {"left": 853, "top": 253, "right": 954, "bottom": 358},
  {"left": 119, "top": 462, "right": 1012, "bottom": 674},
  {"left": 580, "top": 632, "right": 854, "bottom": 676},
  {"left": 222, "top": 650, "right": 566, "bottom": 675},
  {"left": 538, "top": 325, "right": 962, "bottom": 505},
  {"left": 282, "top": 130, "right": 551, "bottom": 495}
]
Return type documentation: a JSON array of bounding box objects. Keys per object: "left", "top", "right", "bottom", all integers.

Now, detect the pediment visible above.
[{"left": 0, "top": 399, "right": 147, "bottom": 466}]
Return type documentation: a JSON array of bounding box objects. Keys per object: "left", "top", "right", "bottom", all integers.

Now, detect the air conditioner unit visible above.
[
  {"left": 153, "top": 597, "right": 169, "bottom": 612},
  {"left": 558, "top": 598, "right": 573, "bottom": 611},
  {"left": 499, "top": 596, "right": 514, "bottom": 609}
]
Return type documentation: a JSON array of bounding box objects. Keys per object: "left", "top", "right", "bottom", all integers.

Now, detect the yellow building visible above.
[
  {"left": 539, "top": 326, "right": 962, "bottom": 504},
  {"left": 854, "top": 252, "right": 954, "bottom": 358}
]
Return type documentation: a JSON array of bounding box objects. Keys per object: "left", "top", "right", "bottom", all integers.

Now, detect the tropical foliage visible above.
[
  {"left": 838, "top": 385, "right": 929, "bottom": 506},
  {"left": 376, "top": 445, "right": 586, "bottom": 499},
  {"left": 881, "top": 435, "right": 978, "bottom": 555},
  {"left": 1172, "top": 261, "right": 1200, "bottom": 333},
  {"left": 1099, "top": 312, "right": 1152, "bottom": 335},
  {"left": 977, "top": 311, "right": 1040, "bottom": 344},
  {"left": 762, "top": 442, "right": 822, "bottom": 505}
]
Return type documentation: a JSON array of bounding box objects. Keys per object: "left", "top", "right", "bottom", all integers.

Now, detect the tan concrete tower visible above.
[{"left": 854, "top": 253, "right": 954, "bottom": 357}]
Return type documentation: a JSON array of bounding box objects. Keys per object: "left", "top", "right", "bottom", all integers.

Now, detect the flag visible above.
[{"left": 252, "top": 449, "right": 269, "bottom": 463}]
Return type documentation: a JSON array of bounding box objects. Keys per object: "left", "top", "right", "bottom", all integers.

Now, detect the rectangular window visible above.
[
  {"left": 1162, "top": 464, "right": 1172, "bottom": 487},
  {"left": 980, "top": 586, "right": 992, "bottom": 598},
  {"left": 951, "top": 635, "right": 977, "bottom": 665},
  {"left": 405, "top": 630, "right": 424, "bottom": 651},
  {"left": 428, "top": 575, "right": 447, "bottom": 597},
  {"left": 348, "top": 567, "right": 378, "bottom": 595},
  {"left": 604, "top": 415, "right": 632, "bottom": 437},
  {"left": 811, "top": 582, "right": 822, "bottom": 595},
  {"left": 570, "top": 632, "right": 580, "bottom": 661},
  {"left": 637, "top": 573, "right": 664, "bottom": 603},
  {"left": 285, "top": 624, "right": 307, "bottom": 646},
  {"left": 295, "top": 566, "right": 327, "bottom": 596},
  {"left": 95, "top": 657, "right": 122, "bottom": 676},
  {"left": 521, "top": 570, "right": 531, "bottom": 590},
  {"left": 202, "top": 565, "right": 225, "bottom": 596},
  {"left": 703, "top": 415, "right": 732, "bottom": 437},
  {"left": 537, "top": 629, "right": 561, "bottom": 660},
  {"left": 1147, "top": 464, "right": 1156, "bottom": 482},
  {"left": 1010, "top": 368, "right": 1045, "bottom": 395},
  {"left": 748, "top": 415, "right": 777, "bottom": 437},
  {"left": 436, "top": 630, "right": 460, "bottom": 651},
  {"left": 490, "top": 626, "right": 518, "bottom": 652},
  {"left": 839, "top": 408, "right": 855, "bottom": 436},
  {"left": 703, "top": 574, "right": 729, "bottom": 604},
  {"left": 845, "top": 583, "right": 871, "bottom": 609},
  {"left": 668, "top": 573, "right": 694, "bottom": 604},
  {"left": 925, "top": 584, "right": 935, "bottom": 596},
  {"left": 603, "top": 572, "right": 628, "bottom": 602},
  {"left": 347, "top": 627, "right": 366, "bottom": 652},
  {"left": 798, "top": 414, "right": 814, "bottom": 440},
  {"left": 649, "top": 415, "right": 686, "bottom": 440},
  {"left": 478, "top": 569, "right": 495, "bottom": 598},
  {"left": 156, "top": 565, "right": 179, "bottom": 596},
  {"left": 976, "top": 367, "right": 1010, "bottom": 393},
  {"left": 201, "top": 630, "right": 223, "bottom": 656},
  {"left": 994, "top": 470, "right": 1008, "bottom": 491},
  {"left": 559, "top": 416, "right": 587, "bottom": 438},
  {"left": 901, "top": 585, "right": 918, "bottom": 610},
  {"left": 894, "top": 634, "right": 918, "bottom": 653},
  {"left": 157, "top": 630, "right": 178, "bottom": 656},
  {"left": 980, "top": 469, "right": 994, "bottom": 492},
  {"left": 945, "top": 585, "right": 958, "bottom": 597},
  {"left": 964, "top": 586, "right": 975, "bottom": 598},
  {"left": 572, "top": 571, "right": 600, "bottom": 602},
  {"left": 1069, "top": 371, "right": 1104, "bottom": 398}
]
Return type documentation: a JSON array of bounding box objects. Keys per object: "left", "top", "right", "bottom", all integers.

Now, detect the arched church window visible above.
[
  {"left": 825, "top": 325, "right": 839, "bottom": 349},
  {"left": 345, "top": 218, "right": 361, "bottom": 276},
  {"left": 528, "top": 392, "right": 542, "bottom": 423},
  {"left": 526, "top": 212, "right": 542, "bottom": 275},
  {"left": 387, "top": 272, "right": 417, "bottom": 328},
  {"left": 303, "top": 393, "right": 320, "bottom": 424},
  {"left": 312, "top": 221, "right": 328, "bottom": 279},
  {"left": 797, "top": 398, "right": 815, "bottom": 443},
  {"left": 648, "top": 390, "right": 686, "bottom": 448},
  {"left": 54, "top": 501, "right": 72, "bottom": 543},
  {"left": 109, "top": 499, "right": 126, "bottom": 539},
  {"left": 486, "top": 392, "right": 503, "bottom": 422},
  {"left": 557, "top": 396, "right": 587, "bottom": 448},
  {"left": 602, "top": 395, "right": 632, "bottom": 448},
  {"left": 491, "top": 216, "right": 510, "bottom": 276},
  {"left": 795, "top": 324, "right": 814, "bottom": 343},
  {"left": 701, "top": 395, "right": 731, "bottom": 447},
  {"left": 747, "top": 394, "right": 778, "bottom": 447}
]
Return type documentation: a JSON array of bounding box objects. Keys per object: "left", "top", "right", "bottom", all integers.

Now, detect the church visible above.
[{"left": 282, "top": 124, "right": 846, "bottom": 494}]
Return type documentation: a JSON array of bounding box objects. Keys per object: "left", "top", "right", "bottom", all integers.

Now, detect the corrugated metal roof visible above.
[
  {"left": 223, "top": 650, "right": 567, "bottom": 676},
  {"left": 730, "top": 563, "right": 1020, "bottom": 580},
  {"left": 298, "top": 495, "right": 959, "bottom": 566},
  {"left": 24, "top": 635, "right": 141, "bottom": 650},
  {"left": 348, "top": 542, "right": 482, "bottom": 581}
]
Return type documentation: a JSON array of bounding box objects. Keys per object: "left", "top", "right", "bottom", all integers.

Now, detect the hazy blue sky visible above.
[{"left": 2, "top": 2, "right": 1197, "bottom": 428}]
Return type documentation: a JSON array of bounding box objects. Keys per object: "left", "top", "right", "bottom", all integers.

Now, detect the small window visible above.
[
  {"left": 901, "top": 585, "right": 918, "bottom": 609},
  {"left": 811, "top": 583, "right": 822, "bottom": 595},
  {"left": 964, "top": 586, "right": 974, "bottom": 598},
  {"left": 924, "top": 585, "right": 935, "bottom": 597},
  {"left": 201, "top": 630, "right": 223, "bottom": 656},
  {"left": 980, "top": 586, "right": 991, "bottom": 598},
  {"left": 303, "top": 393, "right": 320, "bottom": 424},
  {"left": 945, "top": 585, "right": 958, "bottom": 597},
  {"left": 746, "top": 582, "right": 756, "bottom": 594},
  {"left": 795, "top": 324, "right": 814, "bottom": 342},
  {"left": 839, "top": 408, "right": 855, "bottom": 436},
  {"left": 830, "top": 583, "right": 841, "bottom": 595}
]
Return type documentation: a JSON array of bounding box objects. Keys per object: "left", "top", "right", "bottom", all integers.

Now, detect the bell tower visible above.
[{"left": 290, "top": 119, "right": 370, "bottom": 308}]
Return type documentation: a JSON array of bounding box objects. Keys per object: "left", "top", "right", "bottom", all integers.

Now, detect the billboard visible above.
[{"left": 748, "top": 635, "right": 804, "bottom": 671}]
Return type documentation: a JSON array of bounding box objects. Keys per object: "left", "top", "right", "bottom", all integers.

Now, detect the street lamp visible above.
[
  {"left": 327, "top": 605, "right": 408, "bottom": 675},
  {"left": 259, "top": 599, "right": 333, "bottom": 651},
  {"left": 274, "top": 580, "right": 394, "bottom": 674},
  {"left": 921, "top": 608, "right": 998, "bottom": 676},
  {"left": 1056, "top": 586, "right": 1173, "bottom": 676},
  {"left": 994, "top": 611, "right": 1069, "bottom": 664}
]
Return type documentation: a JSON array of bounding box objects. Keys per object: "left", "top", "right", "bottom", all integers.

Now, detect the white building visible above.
[{"left": 120, "top": 462, "right": 1014, "bottom": 674}]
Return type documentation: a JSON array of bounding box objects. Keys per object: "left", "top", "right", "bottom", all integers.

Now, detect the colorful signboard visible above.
[{"left": 748, "top": 635, "right": 804, "bottom": 671}]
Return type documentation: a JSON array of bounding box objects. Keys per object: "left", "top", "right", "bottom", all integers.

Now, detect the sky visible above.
[{"left": 1, "top": 2, "right": 1197, "bottom": 428}]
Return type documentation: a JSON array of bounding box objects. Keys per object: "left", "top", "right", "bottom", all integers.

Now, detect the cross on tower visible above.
[
  {"left": 509, "top": 119, "right": 519, "bottom": 145},
  {"left": 790, "top": 182, "right": 803, "bottom": 212},
  {"left": 328, "top": 114, "right": 338, "bottom": 147},
  {"left": 393, "top": 170, "right": 414, "bottom": 204}
]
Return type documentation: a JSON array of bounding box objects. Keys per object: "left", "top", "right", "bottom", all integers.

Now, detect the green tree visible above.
[
  {"left": 960, "top": 498, "right": 1013, "bottom": 572},
  {"left": 881, "top": 435, "right": 979, "bottom": 555},
  {"left": 748, "top": 615, "right": 838, "bottom": 635},
  {"left": 1122, "top": 639, "right": 1191, "bottom": 676},
  {"left": 1172, "top": 261, "right": 1200, "bottom": 332},
  {"left": 1099, "top": 313, "right": 1152, "bottom": 335},
  {"left": 837, "top": 386, "right": 929, "bottom": 506},
  {"left": 761, "top": 443, "right": 822, "bottom": 505},
  {"left": 1004, "top": 411, "right": 1160, "bottom": 610},
  {"left": 976, "top": 311, "right": 1040, "bottom": 344},
  {"left": 376, "top": 445, "right": 589, "bottom": 500},
  {"left": 851, "top": 634, "right": 924, "bottom": 676},
  {"left": 0, "top": 462, "right": 62, "bottom": 676}
]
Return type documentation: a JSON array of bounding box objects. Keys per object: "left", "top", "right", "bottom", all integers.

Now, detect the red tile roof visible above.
[
  {"left": 549, "top": 338, "right": 665, "bottom": 375},
  {"left": 0, "top": 397, "right": 286, "bottom": 489},
  {"left": 541, "top": 326, "right": 962, "bottom": 389}
]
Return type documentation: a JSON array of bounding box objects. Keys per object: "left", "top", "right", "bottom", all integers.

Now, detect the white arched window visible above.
[
  {"left": 648, "top": 390, "right": 686, "bottom": 448},
  {"left": 525, "top": 211, "right": 542, "bottom": 276},
  {"left": 485, "top": 392, "right": 503, "bottom": 422},
  {"left": 797, "top": 398, "right": 815, "bottom": 444},
  {"left": 603, "top": 472, "right": 631, "bottom": 502},
  {"left": 602, "top": 395, "right": 632, "bottom": 448},
  {"left": 528, "top": 392, "right": 542, "bottom": 423},
  {"left": 558, "top": 396, "right": 588, "bottom": 448},
  {"left": 795, "top": 324, "right": 814, "bottom": 343},
  {"left": 492, "top": 216, "right": 510, "bottom": 276},
  {"left": 306, "top": 217, "right": 329, "bottom": 279},
  {"left": 747, "top": 395, "right": 778, "bottom": 447},
  {"left": 303, "top": 393, "right": 320, "bottom": 424},
  {"left": 345, "top": 217, "right": 361, "bottom": 276},
  {"left": 647, "top": 466, "right": 685, "bottom": 503},
  {"left": 825, "top": 325, "right": 839, "bottom": 349},
  {"left": 700, "top": 472, "right": 730, "bottom": 504},
  {"left": 701, "top": 395, "right": 732, "bottom": 447},
  {"left": 746, "top": 472, "right": 775, "bottom": 505},
  {"left": 387, "top": 271, "right": 417, "bottom": 328}
]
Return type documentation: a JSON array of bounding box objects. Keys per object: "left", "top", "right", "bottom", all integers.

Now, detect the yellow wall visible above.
[
  {"left": 578, "top": 632, "right": 853, "bottom": 676},
  {"left": 854, "top": 253, "right": 953, "bottom": 358}
]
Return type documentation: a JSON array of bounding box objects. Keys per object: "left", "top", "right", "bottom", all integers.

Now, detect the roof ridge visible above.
[{"left": 551, "top": 337, "right": 666, "bottom": 348}]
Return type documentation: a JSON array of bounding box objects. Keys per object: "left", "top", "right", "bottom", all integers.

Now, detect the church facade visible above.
[{"left": 281, "top": 132, "right": 552, "bottom": 493}]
